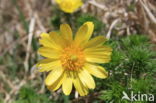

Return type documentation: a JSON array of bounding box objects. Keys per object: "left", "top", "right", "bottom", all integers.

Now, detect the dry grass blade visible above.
[
  {"left": 24, "top": 16, "right": 36, "bottom": 72},
  {"left": 140, "top": 0, "right": 156, "bottom": 24},
  {"left": 106, "top": 19, "right": 120, "bottom": 39}
]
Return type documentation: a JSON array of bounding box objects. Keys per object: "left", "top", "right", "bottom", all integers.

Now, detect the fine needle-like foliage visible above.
[{"left": 99, "top": 35, "right": 156, "bottom": 103}]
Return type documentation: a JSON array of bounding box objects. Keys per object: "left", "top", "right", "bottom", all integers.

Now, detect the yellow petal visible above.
[
  {"left": 75, "top": 0, "right": 83, "bottom": 9},
  {"left": 85, "top": 52, "right": 112, "bottom": 61},
  {"left": 45, "top": 68, "right": 64, "bottom": 86},
  {"left": 39, "top": 33, "right": 61, "bottom": 50},
  {"left": 60, "top": 24, "right": 73, "bottom": 42},
  {"left": 73, "top": 74, "right": 88, "bottom": 96},
  {"left": 85, "top": 50, "right": 112, "bottom": 55},
  {"left": 55, "top": 0, "right": 62, "bottom": 4},
  {"left": 78, "top": 69, "right": 95, "bottom": 89},
  {"left": 84, "top": 63, "right": 108, "bottom": 79},
  {"left": 85, "top": 46, "right": 112, "bottom": 63},
  {"left": 83, "top": 36, "right": 107, "bottom": 49},
  {"left": 86, "top": 57, "right": 111, "bottom": 64},
  {"left": 37, "top": 59, "right": 62, "bottom": 72},
  {"left": 84, "top": 22, "right": 94, "bottom": 41},
  {"left": 62, "top": 73, "right": 73, "bottom": 95},
  {"left": 85, "top": 46, "right": 112, "bottom": 53},
  {"left": 38, "top": 47, "right": 61, "bottom": 59},
  {"left": 49, "top": 31, "right": 69, "bottom": 48},
  {"left": 74, "top": 22, "right": 94, "bottom": 46},
  {"left": 48, "top": 72, "right": 65, "bottom": 91},
  {"left": 58, "top": 0, "right": 83, "bottom": 13}
]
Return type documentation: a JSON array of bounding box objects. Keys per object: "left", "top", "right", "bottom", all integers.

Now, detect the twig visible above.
[
  {"left": 51, "top": 0, "right": 55, "bottom": 5},
  {"left": 88, "top": 0, "right": 108, "bottom": 11},
  {"left": 0, "top": 71, "right": 14, "bottom": 89},
  {"left": 75, "top": 91, "right": 79, "bottom": 98},
  {"left": 140, "top": 0, "right": 156, "bottom": 24},
  {"left": 6, "top": 80, "right": 26, "bottom": 103},
  {"left": 106, "top": 19, "right": 120, "bottom": 39},
  {"left": 35, "top": 13, "right": 46, "bottom": 33},
  {"left": 0, "top": 36, "right": 28, "bottom": 57},
  {"left": 4, "top": 70, "right": 38, "bottom": 103},
  {"left": 24, "top": 16, "right": 36, "bottom": 72},
  {"left": 72, "top": 92, "right": 99, "bottom": 103}
]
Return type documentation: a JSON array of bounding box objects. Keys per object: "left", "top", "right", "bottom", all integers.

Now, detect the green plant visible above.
[
  {"left": 76, "top": 14, "right": 104, "bottom": 33},
  {"left": 98, "top": 35, "right": 156, "bottom": 103},
  {"left": 13, "top": 87, "right": 52, "bottom": 103}
]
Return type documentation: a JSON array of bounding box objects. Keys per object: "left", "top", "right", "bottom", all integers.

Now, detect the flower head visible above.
[
  {"left": 37, "top": 22, "right": 112, "bottom": 96},
  {"left": 55, "top": 0, "right": 83, "bottom": 13}
]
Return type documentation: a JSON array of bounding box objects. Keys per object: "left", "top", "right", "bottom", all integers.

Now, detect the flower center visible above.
[{"left": 60, "top": 45, "right": 85, "bottom": 71}]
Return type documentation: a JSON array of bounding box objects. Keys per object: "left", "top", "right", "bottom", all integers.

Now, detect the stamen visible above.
[
  {"left": 70, "top": 55, "right": 78, "bottom": 61},
  {"left": 60, "top": 45, "right": 85, "bottom": 71}
]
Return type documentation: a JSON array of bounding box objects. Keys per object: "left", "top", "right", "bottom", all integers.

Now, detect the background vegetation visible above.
[{"left": 0, "top": 0, "right": 156, "bottom": 103}]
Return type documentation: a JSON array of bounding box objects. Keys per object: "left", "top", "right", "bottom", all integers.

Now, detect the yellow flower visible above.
[
  {"left": 55, "top": 0, "right": 83, "bottom": 13},
  {"left": 37, "top": 22, "right": 112, "bottom": 96}
]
